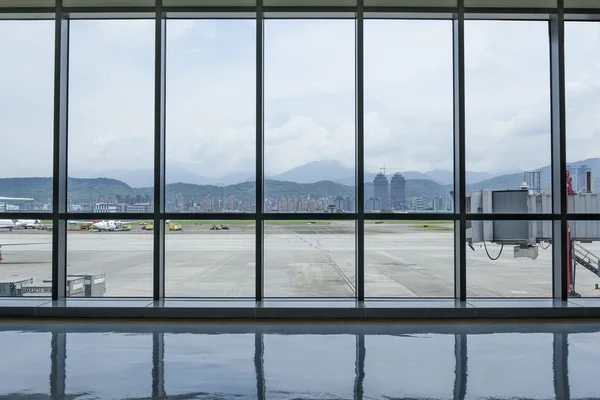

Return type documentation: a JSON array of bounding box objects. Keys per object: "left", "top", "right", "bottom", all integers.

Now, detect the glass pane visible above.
[
  {"left": 565, "top": 22, "right": 600, "bottom": 213},
  {"left": 68, "top": 20, "right": 155, "bottom": 212},
  {"left": 165, "top": 220, "right": 255, "bottom": 297},
  {"left": 265, "top": 0, "right": 355, "bottom": 4},
  {"left": 166, "top": 20, "right": 256, "bottom": 213},
  {"left": 467, "top": 333, "right": 553, "bottom": 399},
  {"left": 365, "top": 20, "right": 453, "bottom": 213},
  {"left": 67, "top": 219, "right": 153, "bottom": 297},
  {"left": 66, "top": 333, "right": 152, "bottom": 399},
  {"left": 365, "top": 0, "right": 456, "bottom": 5},
  {"left": 567, "top": 220, "right": 600, "bottom": 297},
  {"left": 364, "top": 334, "right": 455, "bottom": 398},
  {"left": 365, "top": 220, "right": 454, "bottom": 297},
  {"left": 264, "top": 220, "right": 355, "bottom": 297},
  {"left": 465, "top": 0, "right": 555, "bottom": 6},
  {"left": 466, "top": 219, "right": 552, "bottom": 297},
  {"left": 465, "top": 21, "right": 551, "bottom": 213},
  {"left": 264, "top": 334, "right": 356, "bottom": 398},
  {"left": 64, "top": 0, "right": 154, "bottom": 5},
  {"left": 0, "top": 227, "right": 52, "bottom": 297},
  {"left": 164, "top": 0, "right": 254, "bottom": 4},
  {"left": 0, "top": 332, "right": 50, "bottom": 397},
  {"left": 165, "top": 334, "right": 256, "bottom": 397},
  {"left": 264, "top": 20, "right": 355, "bottom": 214},
  {"left": 0, "top": 21, "right": 54, "bottom": 213},
  {"left": 569, "top": 333, "right": 600, "bottom": 398}
]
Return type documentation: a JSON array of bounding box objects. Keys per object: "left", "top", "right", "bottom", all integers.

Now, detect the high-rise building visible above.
[
  {"left": 433, "top": 196, "right": 450, "bottom": 211},
  {"left": 410, "top": 196, "right": 427, "bottom": 211},
  {"left": 390, "top": 173, "right": 406, "bottom": 210},
  {"left": 373, "top": 172, "right": 389, "bottom": 210}
]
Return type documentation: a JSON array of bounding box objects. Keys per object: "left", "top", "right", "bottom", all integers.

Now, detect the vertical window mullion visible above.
[
  {"left": 52, "top": 3, "right": 68, "bottom": 301},
  {"left": 356, "top": 0, "right": 365, "bottom": 301},
  {"left": 453, "top": 0, "right": 466, "bottom": 301},
  {"left": 256, "top": 0, "right": 265, "bottom": 302},
  {"left": 154, "top": 1, "right": 166, "bottom": 301},
  {"left": 550, "top": 0, "right": 568, "bottom": 300}
]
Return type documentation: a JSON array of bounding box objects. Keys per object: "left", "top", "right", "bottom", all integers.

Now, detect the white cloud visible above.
[
  {"left": 0, "top": 21, "right": 54, "bottom": 177},
  {"left": 2, "top": 18, "right": 600, "bottom": 183}
]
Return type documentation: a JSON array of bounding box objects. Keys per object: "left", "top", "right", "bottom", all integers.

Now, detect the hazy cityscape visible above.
[{"left": 1, "top": 159, "right": 597, "bottom": 214}]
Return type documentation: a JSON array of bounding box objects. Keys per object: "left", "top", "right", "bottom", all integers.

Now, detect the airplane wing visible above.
[
  {"left": 67, "top": 220, "right": 94, "bottom": 225},
  {"left": 0, "top": 197, "right": 33, "bottom": 201}
]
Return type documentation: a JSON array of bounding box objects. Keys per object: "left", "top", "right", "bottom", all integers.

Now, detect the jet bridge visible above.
[
  {"left": 467, "top": 190, "right": 600, "bottom": 249},
  {"left": 466, "top": 172, "right": 600, "bottom": 295}
]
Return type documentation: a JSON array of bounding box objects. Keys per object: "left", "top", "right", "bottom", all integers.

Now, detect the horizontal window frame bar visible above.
[
  {"left": 163, "top": 5, "right": 256, "bottom": 13},
  {"left": 364, "top": 11, "right": 454, "bottom": 18},
  {"left": 364, "top": 213, "right": 455, "bottom": 220},
  {"left": 363, "top": 6, "right": 456, "bottom": 13},
  {"left": 165, "top": 10, "right": 255, "bottom": 17},
  {"left": 262, "top": 212, "right": 357, "bottom": 220},
  {"left": 0, "top": 13, "right": 55, "bottom": 19},
  {"left": 262, "top": 5, "right": 357, "bottom": 12},
  {"left": 63, "top": 10, "right": 155, "bottom": 18},
  {"left": 464, "top": 11, "right": 553, "bottom": 19},
  {"left": 467, "top": 214, "right": 600, "bottom": 221},
  {"left": 0, "top": 7, "right": 55, "bottom": 14},
  {"left": 60, "top": 213, "right": 155, "bottom": 220},
  {"left": 162, "top": 213, "right": 256, "bottom": 220},
  {"left": 7, "top": 6, "right": 600, "bottom": 19},
  {"left": 4, "top": 308, "right": 599, "bottom": 333},
  {"left": 466, "top": 213, "right": 558, "bottom": 220},
  {"left": 263, "top": 11, "right": 356, "bottom": 18},
  {"left": 0, "top": 213, "right": 54, "bottom": 220},
  {"left": 39, "top": 214, "right": 600, "bottom": 222},
  {"left": 464, "top": 6, "right": 556, "bottom": 13},
  {"left": 565, "top": 12, "right": 600, "bottom": 20},
  {"left": 62, "top": 6, "right": 156, "bottom": 13},
  {"left": 565, "top": 213, "right": 600, "bottom": 220},
  {"left": 52, "top": 213, "right": 600, "bottom": 221}
]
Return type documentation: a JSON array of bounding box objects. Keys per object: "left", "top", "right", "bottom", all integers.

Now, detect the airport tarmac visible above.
[{"left": 0, "top": 221, "right": 599, "bottom": 298}]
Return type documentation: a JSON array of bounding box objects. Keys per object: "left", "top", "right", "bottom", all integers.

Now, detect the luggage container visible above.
[
  {"left": 0, "top": 278, "right": 34, "bottom": 297},
  {"left": 67, "top": 273, "right": 106, "bottom": 297},
  {"left": 41, "top": 277, "right": 86, "bottom": 297}
]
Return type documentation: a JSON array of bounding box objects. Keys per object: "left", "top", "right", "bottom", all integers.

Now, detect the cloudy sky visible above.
[{"left": 1, "top": 18, "right": 600, "bottom": 183}]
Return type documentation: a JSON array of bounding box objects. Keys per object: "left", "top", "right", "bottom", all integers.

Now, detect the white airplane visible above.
[
  {"left": 0, "top": 220, "right": 16, "bottom": 231},
  {"left": 15, "top": 219, "right": 42, "bottom": 229},
  {"left": 0, "top": 197, "right": 35, "bottom": 230},
  {"left": 68, "top": 220, "right": 133, "bottom": 232}
]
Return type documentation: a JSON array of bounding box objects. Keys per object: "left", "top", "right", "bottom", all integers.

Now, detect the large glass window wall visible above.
[{"left": 0, "top": 1, "right": 598, "bottom": 302}]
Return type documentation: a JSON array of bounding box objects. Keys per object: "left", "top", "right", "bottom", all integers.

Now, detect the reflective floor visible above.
[{"left": 1, "top": 321, "right": 600, "bottom": 399}]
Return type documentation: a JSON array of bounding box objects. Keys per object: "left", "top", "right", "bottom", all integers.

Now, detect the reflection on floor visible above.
[{"left": 1, "top": 320, "right": 599, "bottom": 399}]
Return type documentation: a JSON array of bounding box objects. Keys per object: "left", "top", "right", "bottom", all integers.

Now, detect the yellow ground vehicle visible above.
[
  {"left": 210, "top": 224, "right": 229, "bottom": 231},
  {"left": 145, "top": 223, "right": 154, "bottom": 231},
  {"left": 169, "top": 224, "right": 183, "bottom": 232}
]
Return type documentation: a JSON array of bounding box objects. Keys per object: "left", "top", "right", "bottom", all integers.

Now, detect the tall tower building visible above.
[
  {"left": 373, "top": 172, "right": 389, "bottom": 210},
  {"left": 390, "top": 173, "right": 406, "bottom": 210}
]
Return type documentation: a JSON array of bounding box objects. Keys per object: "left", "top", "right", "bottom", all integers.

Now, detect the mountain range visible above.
[
  {"left": 5, "top": 158, "right": 600, "bottom": 205},
  {"left": 71, "top": 160, "right": 515, "bottom": 188}
]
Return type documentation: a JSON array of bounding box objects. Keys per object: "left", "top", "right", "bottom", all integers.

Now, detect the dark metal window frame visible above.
[{"left": 1, "top": 0, "right": 595, "bottom": 302}]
